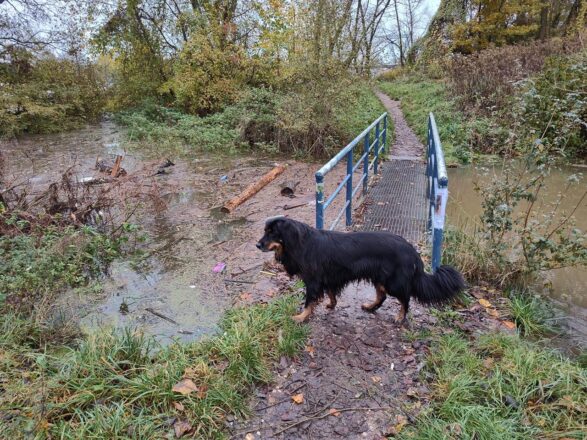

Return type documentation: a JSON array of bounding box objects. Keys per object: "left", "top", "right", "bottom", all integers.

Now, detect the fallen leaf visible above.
[
  {"left": 478, "top": 299, "right": 492, "bottom": 308},
  {"left": 172, "top": 379, "right": 199, "bottom": 396},
  {"left": 502, "top": 320, "right": 516, "bottom": 330},
  {"left": 245, "top": 434, "right": 255, "bottom": 440},
  {"left": 173, "top": 402, "right": 184, "bottom": 411},
  {"left": 239, "top": 292, "right": 252, "bottom": 301},
  {"left": 291, "top": 393, "right": 304, "bottom": 404},
  {"left": 305, "top": 345, "right": 316, "bottom": 357},
  {"left": 174, "top": 420, "right": 192, "bottom": 438},
  {"left": 197, "top": 384, "right": 208, "bottom": 399},
  {"left": 392, "top": 414, "right": 408, "bottom": 434},
  {"left": 446, "top": 422, "right": 462, "bottom": 436},
  {"left": 371, "top": 375, "right": 382, "bottom": 383},
  {"left": 487, "top": 308, "right": 500, "bottom": 318},
  {"left": 329, "top": 408, "right": 341, "bottom": 417},
  {"left": 483, "top": 357, "right": 494, "bottom": 369},
  {"left": 470, "top": 289, "right": 485, "bottom": 299},
  {"left": 406, "top": 387, "right": 418, "bottom": 397}
]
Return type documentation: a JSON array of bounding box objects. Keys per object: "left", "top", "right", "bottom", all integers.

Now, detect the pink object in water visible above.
[{"left": 212, "top": 262, "right": 226, "bottom": 273}]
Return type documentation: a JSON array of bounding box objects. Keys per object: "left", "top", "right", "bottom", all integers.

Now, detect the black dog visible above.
[{"left": 256, "top": 217, "right": 465, "bottom": 323}]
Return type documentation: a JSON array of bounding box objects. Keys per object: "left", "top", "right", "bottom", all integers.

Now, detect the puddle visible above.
[
  {"left": 1, "top": 121, "right": 260, "bottom": 344},
  {"left": 447, "top": 164, "right": 587, "bottom": 346}
]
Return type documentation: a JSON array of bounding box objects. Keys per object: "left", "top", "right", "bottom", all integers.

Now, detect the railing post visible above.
[
  {"left": 316, "top": 172, "right": 324, "bottom": 230},
  {"left": 345, "top": 150, "right": 353, "bottom": 226},
  {"left": 363, "top": 134, "right": 369, "bottom": 194},
  {"left": 383, "top": 115, "right": 387, "bottom": 154},
  {"left": 374, "top": 121, "right": 380, "bottom": 175},
  {"left": 432, "top": 178, "right": 448, "bottom": 272},
  {"left": 426, "top": 117, "right": 432, "bottom": 234}
]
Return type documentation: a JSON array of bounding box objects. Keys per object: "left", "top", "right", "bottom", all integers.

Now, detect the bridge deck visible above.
[
  {"left": 361, "top": 160, "right": 427, "bottom": 244},
  {"left": 360, "top": 93, "right": 427, "bottom": 245}
]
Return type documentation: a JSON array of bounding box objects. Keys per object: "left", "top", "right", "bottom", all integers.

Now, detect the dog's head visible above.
[{"left": 256, "top": 217, "right": 304, "bottom": 256}]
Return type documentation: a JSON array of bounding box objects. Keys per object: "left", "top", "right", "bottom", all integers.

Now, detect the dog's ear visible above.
[{"left": 274, "top": 218, "right": 304, "bottom": 245}]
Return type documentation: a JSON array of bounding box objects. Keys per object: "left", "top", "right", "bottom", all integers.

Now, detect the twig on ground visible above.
[
  {"left": 145, "top": 308, "right": 179, "bottom": 325},
  {"left": 272, "top": 406, "right": 395, "bottom": 436}
]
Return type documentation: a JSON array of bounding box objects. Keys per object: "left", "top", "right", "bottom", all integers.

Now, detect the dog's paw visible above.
[
  {"left": 394, "top": 317, "right": 410, "bottom": 328},
  {"left": 361, "top": 303, "right": 376, "bottom": 313},
  {"left": 292, "top": 313, "right": 307, "bottom": 323}
]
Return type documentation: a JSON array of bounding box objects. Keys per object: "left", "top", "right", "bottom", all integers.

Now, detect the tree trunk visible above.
[
  {"left": 393, "top": 0, "right": 405, "bottom": 66},
  {"left": 221, "top": 165, "right": 286, "bottom": 213}
]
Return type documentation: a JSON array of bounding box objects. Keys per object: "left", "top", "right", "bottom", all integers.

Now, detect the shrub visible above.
[
  {"left": 0, "top": 54, "right": 108, "bottom": 137},
  {"left": 117, "top": 81, "right": 388, "bottom": 159},
  {"left": 447, "top": 37, "right": 584, "bottom": 117},
  {"left": 167, "top": 30, "right": 248, "bottom": 115},
  {"left": 0, "top": 222, "right": 134, "bottom": 309},
  {"left": 517, "top": 50, "right": 587, "bottom": 159}
]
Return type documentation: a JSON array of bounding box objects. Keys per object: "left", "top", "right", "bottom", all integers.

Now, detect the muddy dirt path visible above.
[
  {"left": 374, "top": 91, "right": 423, "bottom": 160},
  {"left": 231, "top": 94, "right": 516, "bottom": 439}
]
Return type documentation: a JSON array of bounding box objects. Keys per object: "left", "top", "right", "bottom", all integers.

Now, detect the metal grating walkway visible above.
[{"left": 361, "top": 160, "right": 427, "bottom": 245}]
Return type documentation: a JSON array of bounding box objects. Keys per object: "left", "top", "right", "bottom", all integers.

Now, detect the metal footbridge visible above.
[{"left": 315, "top": 113, "right": 448, "bottom": 271}]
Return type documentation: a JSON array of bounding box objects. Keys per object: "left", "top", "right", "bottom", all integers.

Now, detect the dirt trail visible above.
[
  {"left": 374, "top": 90, "right": 424, "bottom": 160},
  {"left": 230, "top": 93, "right": 440, "bottom": 439}
]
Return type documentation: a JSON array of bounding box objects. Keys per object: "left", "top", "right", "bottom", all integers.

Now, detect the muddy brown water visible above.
[
  {"left": 0, "top": 121, "right": 278, "bottom": 344},
  {"left": 448, "top": 165, "right": 587, "bottom": 346},
  {"left": 1, "top": 121, "right": 353, "bottom": 345}
]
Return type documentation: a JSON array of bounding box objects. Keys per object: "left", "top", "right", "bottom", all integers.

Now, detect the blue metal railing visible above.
[
  {"left": 315, "top": 113, "right": 388, "bottom": 230},
  {"left": 426, "top": 113, "right": 448, "bottom": 272}
]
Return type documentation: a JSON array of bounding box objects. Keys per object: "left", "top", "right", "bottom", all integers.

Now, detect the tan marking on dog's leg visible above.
[
  {"left": 292, "top": 303, "right": 316, "bottom": 323},
  {"left": 395, "top": 303, "right": 407, "bottom": 324},
  {"left": 325, "top": 290, "right": 337, "bottom": 310},
  {"left": 361, "top": 284, "right": 387, "bottom": 312}
]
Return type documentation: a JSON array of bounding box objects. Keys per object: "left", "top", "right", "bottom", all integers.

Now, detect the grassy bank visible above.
[
  {"left": 401, "top": 332, "right": 586, "bottom": 439},
  {"left": 0, "top": 295, "right": 308, "bottom": 438},
  {"left": 115, "top": 82, "right": 390, "bottom": 159},
  {"left": 377, "top": 76, "right": 469, "bottom": 165}
]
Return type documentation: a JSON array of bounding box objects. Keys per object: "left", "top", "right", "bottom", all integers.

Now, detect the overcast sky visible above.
[{"left": 427, "top": 0, "right": 441, "bottom": 15}]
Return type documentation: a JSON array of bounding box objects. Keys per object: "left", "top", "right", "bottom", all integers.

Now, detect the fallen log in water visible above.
[{"left": 221, "top": 164, "right": 286, "bottom": 213}]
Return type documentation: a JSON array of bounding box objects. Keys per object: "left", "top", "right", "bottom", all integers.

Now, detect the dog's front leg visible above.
[{"left": 292, "top": 282, "right": 319, "bottom": 323}]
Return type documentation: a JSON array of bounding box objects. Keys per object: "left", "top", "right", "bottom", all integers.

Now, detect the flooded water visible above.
[
  {"left": 0, "top": 121, "right": 270, "bottom": 344},
  {"left": 448, "top": 164, "right": 587, "bottom": 345}
]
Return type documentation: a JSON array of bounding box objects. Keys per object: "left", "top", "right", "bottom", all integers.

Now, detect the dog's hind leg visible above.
[
  {"left": 395, "top": 296, "right": 410, "bottom": 326},
  {"left": 325, "top": 290, "right": 337, "bottom": 310},
  {"left": 361, "top": 284, "right": 387, "bottom": 313}
]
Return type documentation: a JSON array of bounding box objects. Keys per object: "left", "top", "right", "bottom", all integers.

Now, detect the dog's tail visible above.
[{"left": 412, "top": 265, "right": 465, "bottom": 305}]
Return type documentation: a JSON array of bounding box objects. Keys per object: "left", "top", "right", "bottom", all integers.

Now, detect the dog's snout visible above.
[{"left": 256, "top": 242, "right": 262, "bottom": 250}]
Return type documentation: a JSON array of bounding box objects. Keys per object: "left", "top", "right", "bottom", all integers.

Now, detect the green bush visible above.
[
  {"left": 517, "top": 51, "right": 587, "bottom": 159},
  {"left": 0, "top": 55, "right": 108, "bottom": 137},
  {"left": 117, "top": 82, "right": 389, "bottom": 159},
  {"left": 0, "top": 222, "right": 133, "bottom": 306}
]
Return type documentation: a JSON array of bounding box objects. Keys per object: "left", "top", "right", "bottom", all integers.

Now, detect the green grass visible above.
[
  {"left": 116, "top": 83, "right": 392, "bottom": 160},
  {"left": 0, "top": 295, "right": 308, "bottom": 439},
  {"left": 378, "top": 75, "right": 502, "bottom": 165},
  {"left": 401, "top": 333, "right": 587, "bottom": 439},
  {"left": 508, "top": 292, "right": 556, "bottom": 337},
  {"left": 333, "top": 81, "right": 393, "bottom": 148},
  {"left": 0, "top": 222, "right": 136, "bottom": 307},
  {"left": 378, "top": 76, "right": 467, "bottom": 165}
]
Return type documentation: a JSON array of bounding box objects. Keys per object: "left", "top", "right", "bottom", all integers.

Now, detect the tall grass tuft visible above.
[{"left": 402, "top": 333, "right": 587, "bottom": 439}]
